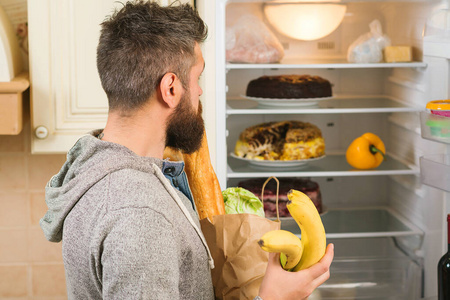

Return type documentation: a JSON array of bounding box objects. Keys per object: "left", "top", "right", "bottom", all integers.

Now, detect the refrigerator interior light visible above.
[{"left": 264, "top": 3, "right": 347, "bottom": 41}]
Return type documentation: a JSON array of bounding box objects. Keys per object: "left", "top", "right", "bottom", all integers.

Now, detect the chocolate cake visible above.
[
  {"left": 246, "top": 75, "right": 332, "bottom": 99},
  {"left": 238, "top": 177, "right": 323, "bottom": 217},
  {"left": 234, "top": 120, "right": 325, "bottom": 161}
]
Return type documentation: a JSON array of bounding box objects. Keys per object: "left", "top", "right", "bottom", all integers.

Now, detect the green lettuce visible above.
[{"left": 222, "top": 187, "right": 265, "bottom": 217}]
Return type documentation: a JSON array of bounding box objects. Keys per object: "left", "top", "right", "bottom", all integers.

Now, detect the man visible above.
[{"left": 40, "top": 1, "right": 333, "bottom": 299}]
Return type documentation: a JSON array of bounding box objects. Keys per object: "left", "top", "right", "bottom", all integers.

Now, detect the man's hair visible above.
[{"left": 97, "top": 1, "right": 207, "bottom": 112}]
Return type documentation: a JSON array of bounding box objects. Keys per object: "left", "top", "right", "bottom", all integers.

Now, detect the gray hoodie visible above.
[{"left": 40, "top": 131, "right": 215, "bottom": 299}]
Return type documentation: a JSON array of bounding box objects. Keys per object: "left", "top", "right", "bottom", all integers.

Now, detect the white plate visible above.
[
  {"left": 240, "top": 95, "right": 333, "bottom": 108},
  {"left": 230, "top": 153, "right": 325, "bottom": 167}
]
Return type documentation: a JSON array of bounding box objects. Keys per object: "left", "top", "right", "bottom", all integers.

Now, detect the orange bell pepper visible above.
[{"left": 346, "top": 133, "right": 385, "bottom": 169}]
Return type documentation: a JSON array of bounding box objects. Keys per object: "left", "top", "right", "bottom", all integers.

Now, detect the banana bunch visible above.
[{"left": 258, "top": 189, "right": 326, "bottom": 271}]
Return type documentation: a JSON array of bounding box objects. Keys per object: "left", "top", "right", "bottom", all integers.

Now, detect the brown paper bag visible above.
[{"left": 200, "top": 177, "right": 281, "bottom": 300}]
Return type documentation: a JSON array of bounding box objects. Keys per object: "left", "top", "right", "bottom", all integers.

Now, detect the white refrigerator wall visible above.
[{"left": 382, "top": 2, "right": 449, "bottom": 297}]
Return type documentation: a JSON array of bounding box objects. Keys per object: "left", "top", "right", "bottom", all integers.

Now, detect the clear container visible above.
[
  {"left": 315, "top": 257, "right": 421, "bottom": 300},
  {"left": 420, "top": 111, "right": 450, "bottom": 142},
  {"left": 313, "top": 238, "right": 422, "bottom": 300}
]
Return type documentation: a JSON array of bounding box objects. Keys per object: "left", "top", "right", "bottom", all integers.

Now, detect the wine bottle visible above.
[{"left": 438, "top": 214, "right": 450, "bottom": 300}]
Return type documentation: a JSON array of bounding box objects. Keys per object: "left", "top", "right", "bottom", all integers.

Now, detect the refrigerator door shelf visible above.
[
  {"left": 420, "top": 111, "right": 450, "bottom": 144},
  {"left": 227, "top": 153, "right": 419, "bottom": 178},
  {"left": 226, "top": 95, "right": 421, "bottom": 115},
  {"left": 420, "top": 154, "right": 450, "bottom": 193},
  {"left": 280, "top": 206, "right": 423, "bottom": 239}
]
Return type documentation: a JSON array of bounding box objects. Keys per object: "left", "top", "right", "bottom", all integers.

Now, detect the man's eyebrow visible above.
[{"left": 202, "top": 62, "right": 205, "bottom": 72}]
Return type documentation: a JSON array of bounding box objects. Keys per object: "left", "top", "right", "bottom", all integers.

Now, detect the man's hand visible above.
[{"left": 258, "top": 243, "right": 334, "bottom": 300}]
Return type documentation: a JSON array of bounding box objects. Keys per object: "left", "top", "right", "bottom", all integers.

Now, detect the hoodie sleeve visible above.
[{"left": 97, "top": 207, "right": 180, "bottom": 299}]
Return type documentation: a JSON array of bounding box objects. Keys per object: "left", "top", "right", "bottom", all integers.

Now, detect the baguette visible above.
[{"left": 163, "top": 131, "right": 225, "bottom": 220}]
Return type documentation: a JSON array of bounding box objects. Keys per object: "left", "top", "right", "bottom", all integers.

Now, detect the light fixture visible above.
[{"left": 264, "top": 3, "right": 347, "bottom": 41}]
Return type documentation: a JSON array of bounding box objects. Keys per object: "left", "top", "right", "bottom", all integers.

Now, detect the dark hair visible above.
[{"left": 97, "top": 1, "right": 207, "bottom": 112}]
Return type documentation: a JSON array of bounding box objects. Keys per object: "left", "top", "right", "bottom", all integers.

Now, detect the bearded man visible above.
[{"left": 39, "top": 1, "right": 333, "bottom": 299}]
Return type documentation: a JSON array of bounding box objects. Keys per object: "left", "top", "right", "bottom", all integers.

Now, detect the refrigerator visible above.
[{"left": 207, "top": 0, "right": 450, "bottom": 299}]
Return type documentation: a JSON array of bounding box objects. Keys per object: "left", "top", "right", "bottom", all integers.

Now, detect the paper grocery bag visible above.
[
  {"left": 200, "top": 177, "right": 281, "bottom": 300},
  {"left": 200, "top": 214, "right": 280, "bottom": 300}
]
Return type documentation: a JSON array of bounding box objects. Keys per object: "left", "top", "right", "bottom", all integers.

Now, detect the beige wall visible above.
[
  {"left": 0, "top": 94, "right": 68, "bottom": 299},
  {"left": 0, "top": 1, "right": 67, "bottom": 298}
]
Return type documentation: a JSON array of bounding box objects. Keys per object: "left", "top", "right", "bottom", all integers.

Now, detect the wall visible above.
[
  {"left": 0, "top": 96, "right": 67, "bottom": 299},
  {"left": 0, "top": 1, "right": 67, "bottom": 298}
]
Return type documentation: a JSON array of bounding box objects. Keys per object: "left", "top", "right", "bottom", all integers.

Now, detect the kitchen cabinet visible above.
[
  {"left": 0, "top": 72, "right": 29, "bottom": 135},
  {"left": 28, "top": 0, "right": 193, "bottom": 154}
]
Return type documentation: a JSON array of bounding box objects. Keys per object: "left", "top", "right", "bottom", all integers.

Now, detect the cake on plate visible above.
[
  {"left": 234, "top": 120, "right": 325, "bottom": 161},
  {"left": 238, "top": 177, "right": 323, "bottom": 217},
  {"left": 246, "top": 75, "right": 332, "bottom": 99}
]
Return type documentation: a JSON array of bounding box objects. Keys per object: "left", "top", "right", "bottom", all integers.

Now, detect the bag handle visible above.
[{"left": 261, "top": 176, "right": 280, "bottom": 222}]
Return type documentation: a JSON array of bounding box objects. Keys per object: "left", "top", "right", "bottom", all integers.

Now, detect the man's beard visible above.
[{"left": 165, "top": 93, "right": 205, "bottom": 154}]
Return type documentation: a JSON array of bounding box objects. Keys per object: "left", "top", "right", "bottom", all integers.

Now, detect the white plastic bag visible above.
[
  {"left": 226, "top": 14, "right": 284, "bottom": 63},
  {"left": 347, "top": 19, "right": 391, "bottom": 63}
]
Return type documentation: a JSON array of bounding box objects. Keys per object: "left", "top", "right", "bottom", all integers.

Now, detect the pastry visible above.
[{"left": 234, "top": 120, "right": 325, "bottom": 161}]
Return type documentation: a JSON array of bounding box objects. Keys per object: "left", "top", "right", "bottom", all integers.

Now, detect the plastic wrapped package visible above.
[
  {"left": 226, "top": 14, "right": 284, "bottom": 63},
  {"left": 347, "top": 19, "right": 391, "bottom": 63}
]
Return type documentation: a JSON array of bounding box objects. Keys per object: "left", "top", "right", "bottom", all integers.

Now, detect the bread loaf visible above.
[{"left": 163, "top": 132, "right": 225, "bottom": 220}]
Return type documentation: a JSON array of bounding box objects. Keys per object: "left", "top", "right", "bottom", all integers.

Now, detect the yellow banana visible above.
[
  {"left": 287, "top": 189, "right": 326, "bottom": 271},
  {"left": 258, "top": 229, "right": 303, "bottom": 270}
]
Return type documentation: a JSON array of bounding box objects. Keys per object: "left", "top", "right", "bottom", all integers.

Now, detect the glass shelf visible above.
[
  {"left": 226, "top": 58, "right": 427, "bottom": 70},
  {"left": 280, "top": 207, "right": 423, "bottom": 239},
  {"left": 227, "top": 153, "right": 418, "bottom": 178},
  {"left": 226, "top": 95, "right": 421, "bottom": 115},
  {"left": 226, "top": 0, "right": 437, "bottom": 4}
]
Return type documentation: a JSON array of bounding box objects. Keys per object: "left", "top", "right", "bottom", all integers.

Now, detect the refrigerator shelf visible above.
[
  {"left": 226, "top": 59, "right": 427, "bottom": 70},
  {"left": 226, "top": 95, "right": 421, "bottom": 115},
  {"left": 225, "top": 0, "right": 438, "bottom": 4},
  {"left": 227, "top": 153, "right": 419, "bottom": 178},
  {"left": 280, "top": 207, "right": 423, "bottom": 239}
]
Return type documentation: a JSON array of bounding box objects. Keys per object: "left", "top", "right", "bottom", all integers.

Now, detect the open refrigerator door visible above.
[{"left": 200, "top": 0, "right": 450, "bottom": 299}]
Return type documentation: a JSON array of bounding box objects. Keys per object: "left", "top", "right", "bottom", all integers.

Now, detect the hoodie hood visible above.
[{"left": 40, "top": 130, "right": 164, "bottom": 242}]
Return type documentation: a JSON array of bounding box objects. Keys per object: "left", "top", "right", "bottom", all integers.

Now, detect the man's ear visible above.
[{"left": 160, "top": 72, "right": 182, "bottom": 108}]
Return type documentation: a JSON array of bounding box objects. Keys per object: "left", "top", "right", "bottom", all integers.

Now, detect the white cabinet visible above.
[{"left": 28, "top": 0, "right": 193, "bottom": 154}]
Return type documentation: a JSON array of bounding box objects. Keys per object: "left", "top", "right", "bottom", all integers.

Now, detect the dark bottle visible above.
[{"left": 438, "top": 214, "right": 450, "bottom": 300}]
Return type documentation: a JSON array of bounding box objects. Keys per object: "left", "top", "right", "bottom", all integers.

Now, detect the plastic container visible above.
[
  {"left": 427, "top": 100, "right": 450, "bottom": 117},
  {"left": 420, "top": 110, "right": 450, "bottom": 141},
  {"left": 313, "top": 238, "right": 422, "bottom": 300},
  {"left": 315, "top": 257, "right": 421, "bottom": 300}
]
